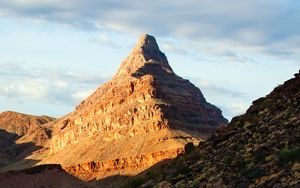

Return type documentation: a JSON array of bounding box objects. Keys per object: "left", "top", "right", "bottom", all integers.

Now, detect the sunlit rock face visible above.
[
  {"left": 0, "top": 111, "right": 54, "bottom": 168},
  {"left": 26, "top": 34, "right": 227, "bottom": 180},
  {"left": 0, "top": 111, "right": 54, "bottom": 139}
]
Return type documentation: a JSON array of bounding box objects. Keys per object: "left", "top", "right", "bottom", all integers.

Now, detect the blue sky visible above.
[{"left": 0, "top": 0, "right": 299, "bottom": 119}]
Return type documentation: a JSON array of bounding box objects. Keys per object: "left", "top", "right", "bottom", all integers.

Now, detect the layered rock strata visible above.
[{"left": 2, "top": 34, "right": 227, "bottom": 181}]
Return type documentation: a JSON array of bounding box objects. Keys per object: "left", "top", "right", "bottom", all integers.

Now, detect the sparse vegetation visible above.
[
  {"left": 224, "top": 153, "right": 234, "bottom": 165},
  {"left": 122, "top": 170, "right": 161, "bottom": 188},
  {"left": 241, "top": 164, "right": 264, "bottom": 179},
  {"left": 188, "top": 150, "right": 201, "bottom": 162},
  {"left": 236, "top": 156, "right": 246, "bottom": 169},
  {"left": 278, "top": 147, "right": 300, "bottom": 165},
  {"left": 145, "top": 170, "right": 160, "bottom": 180},
  {"left": 253, "top": 150, "right": 267, "bottom": 164},
  {"left": 123, "top": 177, "right": 145, "bottom": 188},
  {"left": 176, "top": 164, "right": 189, "bottom": 175},
  {"left": 184, "top": 142, "right": 195, "bottom": 153},
  {"left": 191, "top": 178, "right": 200, "bottom": 187},
  {"left": 191, "top": 173, "right": 207, "bottom": 187}
]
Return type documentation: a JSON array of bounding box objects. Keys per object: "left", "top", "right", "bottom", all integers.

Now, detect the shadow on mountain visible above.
[
  {"left": 91, "top": 158, "right": 176, "bottom": 188},
  {"left": 0, "top": 130, "right": 95, "bottom": 187},
  {"left": 0, "top": 164, "right": 93, "bottom": 188},
  {"left": 131, "top": 60, "right": 175, "bottom": 78},
  {"left": 91, "top": 174, "right": 131, "bottom": 188},
  {"left": 0, "top": 155, "right": 186, "bottom": 188},
  {"left": 131, "top": 61, "right": 224, "bottom": 139},
  {"left": 92, "top": 143, "right": 201, "bottom": 187},
  {"left": 0, "top": 129, "right": 42, "bottom": 171}
]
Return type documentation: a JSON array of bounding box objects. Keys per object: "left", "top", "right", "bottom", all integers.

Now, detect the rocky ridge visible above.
[
  {"left": 0, "top": 111, "right": 54, "bottom": 169},
  {"left": 136, "top": 70, "right": 300, "bottom": 187},
  {"left": 0, "top": 111, "right": 54, "bottom": 139}
]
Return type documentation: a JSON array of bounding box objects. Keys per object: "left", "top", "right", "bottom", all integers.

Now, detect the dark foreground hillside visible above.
[{"left": 123, "top": 71, "right": 300, "bottom": 188}]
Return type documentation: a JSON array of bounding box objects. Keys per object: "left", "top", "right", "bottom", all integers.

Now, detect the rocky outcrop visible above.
[
  {"left": 24, "top": 34, "right": 227, "bottom": 179},
  {"left": 0, "top": 111, "right": 54, "bottom": 138},
  {"left": 144, "top": 70, "right": 300, "bottom": 187},
  {"left": 0, "top": 112, "right": 54, "bottom": 169}
]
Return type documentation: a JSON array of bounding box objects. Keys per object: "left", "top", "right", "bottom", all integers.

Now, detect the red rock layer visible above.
[{"left": 64, "top": 148, "right": 184, "bottom": 181}]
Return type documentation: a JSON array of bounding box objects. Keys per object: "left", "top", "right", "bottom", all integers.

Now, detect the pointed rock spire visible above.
[
  {"left": 115, "top": 34, "right": 173, "bottom": 78},
  {"left": 135, "top": 34, "right": 160, "bottom": 52},
  {"left": 16, "top": 33, "right": 227, "bottom": 182}
]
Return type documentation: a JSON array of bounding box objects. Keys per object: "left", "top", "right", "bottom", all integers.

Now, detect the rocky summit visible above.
[
  {"left": 0, "top": 34, "right": 227, "bottom": 183},
  {"left": 139, "top": 70, "right": 300, "bottom": 187}
]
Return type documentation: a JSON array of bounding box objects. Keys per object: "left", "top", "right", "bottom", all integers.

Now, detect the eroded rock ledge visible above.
[{"left": 64, "top": 148, "right": 184, "bottom": 181}]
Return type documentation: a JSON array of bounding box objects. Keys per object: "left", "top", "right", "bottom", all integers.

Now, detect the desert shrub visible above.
[
  {"left": 191, "top": 178, "right": 200, "bottom": 187},
  {"left": 182, "top": 147, "right": 200, "bottom": 162},
  {"left": 191, "top": 174, "right": 207, "bottom": 187},
  {"left": 123, "top": 170, "right": 161, "bottom": 188},
  {"left": 278, "top": 147, "right": 300, "bottom": 165},
  {"left": 224, "top": 153, "right": 234, "bottom": 165},
  {"left": 123, "top": 177, "right": 144, "bottom": 188},
  {"left": 176, "top": 164, "right": 189, "bottom": 175},
  {"left": 236, "top": 157, "right": 246, "bottom": 169},
  {"left": 188, "top": 150, "right": 201, "bottom": 162},
  {"left": 184, "top": 142, "right": 195, "bottom": 153},
  {"left": 192, "top": 173, "right": 207, "bottom": 187},
  {"left": 242, "top": 165, "right": 264, "bottom": 179},
  {"left": 253, "top": 151, "right": 266, "bottom": 164},
  {"left": 145, "top": 170, "right": 160, "bottom": 180}
]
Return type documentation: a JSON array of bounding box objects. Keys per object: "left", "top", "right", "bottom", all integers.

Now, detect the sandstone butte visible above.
[{"left": 0, "top": 34, "right": 227, "bottom": 182}]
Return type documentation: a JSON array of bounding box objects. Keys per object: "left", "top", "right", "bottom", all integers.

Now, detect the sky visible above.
[{"left": 0, "top": 0, "right": 299, "bottom": 120}]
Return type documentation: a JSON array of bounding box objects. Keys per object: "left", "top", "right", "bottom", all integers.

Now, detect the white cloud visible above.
[
  {"left": 226, "top": 103, "right": 249, "bottom": 116},
  {"left": 0, "top": 62, "right": 108, "bottom": 105},
  {"left": 195, "top": 79, "right": 246, "bottom": 98},
  {"left": 0, "top": 0, "right": 298, "bottom": 65},
  {"left": 161, "top": 41, "right": 189, "bottom": 56},
  {"left": 187, "top": 78, "right": 252, "bottom": 119},
  {"left": 0, "top": 79, "right": 48, "bottom": 100},
  {"left": 94, "top": 33, "right": 122, "bottom": 48},
  {"left": 0, "top": 0, "right": 299, "bottom": 119}
]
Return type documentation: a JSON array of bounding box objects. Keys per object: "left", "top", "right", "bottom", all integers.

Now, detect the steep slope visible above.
[
  {"left": 25, "top": 34, "right": 227, "bottom": 180},
  {"left": 142, "top": 70, "right": 300, "bottom": 187},
  {"left": 0, "top": 111, "right": 54, "bottom": 169}
]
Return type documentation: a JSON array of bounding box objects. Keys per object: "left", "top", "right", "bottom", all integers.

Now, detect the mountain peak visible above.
[
  {"left": 0, "top": 33, "right": 227, "bottom": 183},
  {"left": 114, "top": 34, "right": 173, "bottom": 77},
  {"left": 135, "top": 33, "right": 160, "bottom": 51}
]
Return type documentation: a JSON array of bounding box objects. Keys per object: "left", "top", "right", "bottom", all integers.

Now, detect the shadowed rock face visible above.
[
  {"left": 0, "top": 164, "right": 91, "bottom": 188},
  {"left": 1, "top": 34, "right": 227, "bottom": 181}
]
